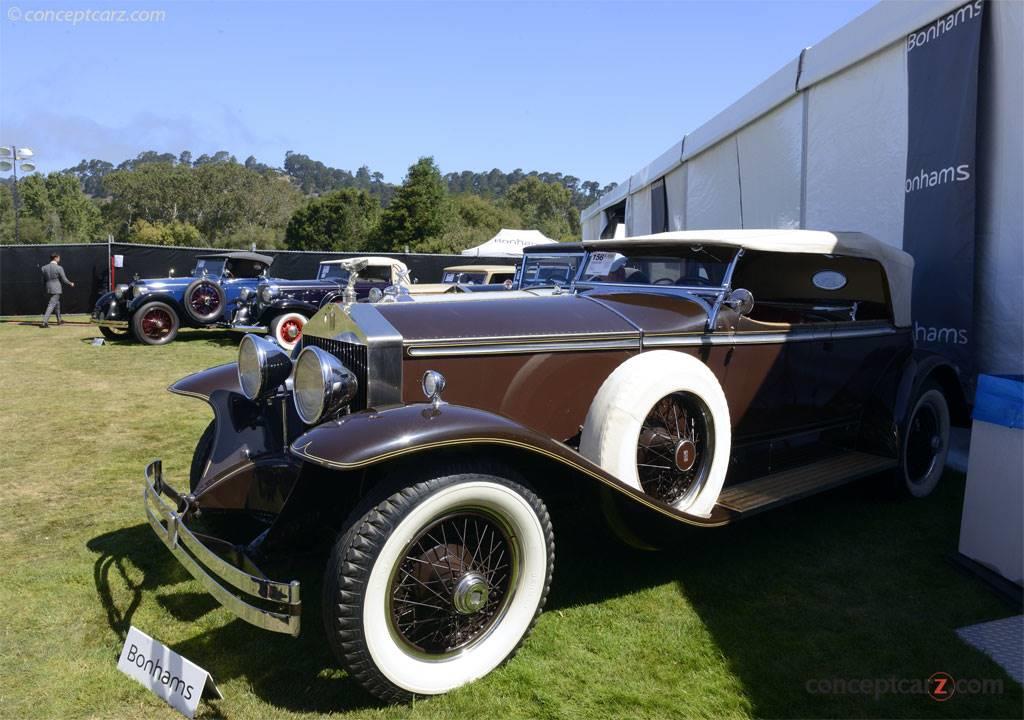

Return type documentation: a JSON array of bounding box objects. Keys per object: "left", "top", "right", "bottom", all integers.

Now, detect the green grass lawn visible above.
[{"left": 0, "top": 320, "right": 1020, "bottom": 719}]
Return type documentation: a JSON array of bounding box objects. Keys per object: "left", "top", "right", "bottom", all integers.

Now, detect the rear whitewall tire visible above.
[
  {"left": 324, "top": 470, "right": 554, "bottom": 703},
  {"left": 580, "top": 350, "right": 731, "bottom": 518},
  {"left": 898, "top": 384, "right": 950, "bottom": 498}
]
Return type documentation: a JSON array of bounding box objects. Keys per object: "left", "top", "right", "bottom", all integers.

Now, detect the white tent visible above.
[{"left": 460, "top": 228, "right": 555, "bottom": 257}]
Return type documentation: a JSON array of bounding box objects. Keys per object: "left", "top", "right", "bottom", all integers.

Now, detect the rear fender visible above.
[
  {"left": 895, "top": 350, "right": 970, "bottom": 427},
  {"left": 290, "top": 403, "right": 731, "bottom": 527}
]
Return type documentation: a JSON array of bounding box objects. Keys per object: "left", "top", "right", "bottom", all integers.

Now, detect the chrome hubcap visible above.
[{"left": 452, "top": 572, "right": 490, "bottom": 615}]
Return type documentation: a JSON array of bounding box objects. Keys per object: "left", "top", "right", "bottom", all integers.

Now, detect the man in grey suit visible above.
[{"left": 41, "top": 253, "right": 75, "bottom": 327}]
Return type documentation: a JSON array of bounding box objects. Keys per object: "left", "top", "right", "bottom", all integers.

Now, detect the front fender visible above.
[
  {"left": 289, "top": 403, "right": 731, "bottom": 527},
  {"left": 128, "top": 290, "right": 184, "bottom": 316},
  {"left": 169, "top": 362, "right": 241, "bottom": 402},
  {"left": 169, "top": 363, "right": 300, "bottom": 507},
  {"left": 94, "top": 291, "right": 117, "bottom": 313},
  {"left": 257, "top": 299, "right": 319, "bottom": 325}
]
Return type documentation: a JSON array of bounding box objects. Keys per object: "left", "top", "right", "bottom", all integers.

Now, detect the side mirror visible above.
[{"left": 724, "top": 288, "right": 754, "bottom": 316}]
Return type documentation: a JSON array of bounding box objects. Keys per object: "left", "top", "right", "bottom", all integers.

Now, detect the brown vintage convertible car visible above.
[{"left": 143, "top": 229, "right": 966, "bottom": 703}]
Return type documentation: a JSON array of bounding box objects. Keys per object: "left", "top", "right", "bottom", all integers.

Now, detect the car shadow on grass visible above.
[
  {"left": 87, "top": 523, "right": 379, "bottom": 714},
  {"left": 549, "top": 475, "right": 1022, "bottom": 719},
  {"left": 86, "top": 476, "right": 1022, "bottom": 717}
]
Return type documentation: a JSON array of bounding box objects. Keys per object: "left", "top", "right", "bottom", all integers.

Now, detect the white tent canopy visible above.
[{"left": 461, "top": 228, "right": 555, "bottom": 257}]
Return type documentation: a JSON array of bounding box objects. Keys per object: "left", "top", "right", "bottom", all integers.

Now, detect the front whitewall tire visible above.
[
  {"left": 323, "top": 469, "right": 554, "bottom": 703},
  {"left": 580, "top": 350, "right": 731, "bottom": 518},
  {"left": 363, "top": 483, "right": 547, "bottom": 695},
  {"left": 270, "top": 312, "right": 306, "bottom": 350}
]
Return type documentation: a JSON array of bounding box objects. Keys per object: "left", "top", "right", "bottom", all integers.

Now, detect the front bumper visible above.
[{"left": 143, "top": 459, "right": 301, "bottom": 636}]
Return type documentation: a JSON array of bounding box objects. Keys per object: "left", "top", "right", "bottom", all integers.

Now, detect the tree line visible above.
[{"left": 0, "top": 150, "right": 616, "bottom": 253}]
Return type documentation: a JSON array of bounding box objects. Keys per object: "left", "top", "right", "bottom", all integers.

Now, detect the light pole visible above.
[{"left": 0, "top": 146, "right": 37, "bottom": 244}]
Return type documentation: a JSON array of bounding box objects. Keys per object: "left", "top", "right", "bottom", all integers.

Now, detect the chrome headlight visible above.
[
  {"left": 238, "top": 333, "right": 292, "bottom": 401},
  {"left": 259, "top": 284, "right": 278, "bottom": 304},
  {"left": 239, "top": 287, "right": 253, "bottom": 302},
  {"left": 292, "top": 346, "right": 358, "bottom": 425},
  {"left": 114, "top": 284, "right": 129, "bottom": 299}
]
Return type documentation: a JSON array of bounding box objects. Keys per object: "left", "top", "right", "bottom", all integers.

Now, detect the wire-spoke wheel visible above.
[
  {"left": 183, "top": 278, "right": 225, "bottom": 323},
  {"left": 323, "top": 465, "right": 554, "bottom": 703},
  {"left": 389, "top": 510, "right": 515, "bottom": 656},
  {"left": 636, "top": 392, "right": 714, "bottom": 507},
  {"left": 580, "top": 350, "right": 730, "bottom": 517},
  {"left": 131, "top": 301, "right": 179, "bottom": 345}
]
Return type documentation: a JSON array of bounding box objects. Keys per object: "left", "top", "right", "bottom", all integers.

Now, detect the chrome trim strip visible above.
[
  {"left": 229, "top": 324, "right": 269, "bottom": 334},
  {"left": 408, "top": 325, "right": 900, "bottom": 355},
  {"left": 405, "top": 329, "right": 638, "bottom": 348},
  {"left": 143, "top": 460, "right": 301, "bottom": 636},
  {"left": 407, "top": 337, "right": 641, "bottom": 357},
  {"left": 92, "top": 318, "right": 130, "bottom": 329},
  {"left": 644, "top": 325, "right": 899, "bottom": 348}
]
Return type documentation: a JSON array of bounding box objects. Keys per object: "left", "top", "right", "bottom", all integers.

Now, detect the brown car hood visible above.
[{"left": 376, "top": 289, "right": 708, "bottom": 342}]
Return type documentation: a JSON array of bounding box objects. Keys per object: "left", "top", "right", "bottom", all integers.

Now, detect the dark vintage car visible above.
[
  {"left": 143, "top": 230, "right": 966, "bottom": 702},
  {"left": 92, "top": 251, "right": 275, "bottom": 345},
  {"left": 230, "top": 256, "right": 413, "bottom": 349}
]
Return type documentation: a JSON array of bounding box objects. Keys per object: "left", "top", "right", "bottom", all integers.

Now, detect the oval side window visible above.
[{"left": 812, "top": 270, "right": 847, "bottom": 291}]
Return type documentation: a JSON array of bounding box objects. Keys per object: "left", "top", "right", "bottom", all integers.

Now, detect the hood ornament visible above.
[{"left": 339, "top": 258, "right": 369, "bottom": 306}]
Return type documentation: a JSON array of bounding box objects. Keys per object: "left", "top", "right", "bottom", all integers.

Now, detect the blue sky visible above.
[{"left": 0, "top": 0, "right": 873, "bottom": 185}]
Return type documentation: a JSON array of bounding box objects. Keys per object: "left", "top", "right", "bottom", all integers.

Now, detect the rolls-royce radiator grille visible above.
[{"left": 301, "top": 336, "right": 369, "bottom": 411}]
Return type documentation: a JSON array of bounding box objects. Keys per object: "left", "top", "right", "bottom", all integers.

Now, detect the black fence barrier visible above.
[
  {"left": 0, "top": 243, "right": 109, "bottom": 317},
  {"left": 0, "top": 243, "right": 515, "bottom": 316}
]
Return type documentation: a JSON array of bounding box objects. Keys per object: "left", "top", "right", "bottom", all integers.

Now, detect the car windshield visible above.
[
  {"left": 193, "top": 258, "right": 225, "bottom": 277},
  {"left": 577, "top": 247, "right": 735, "bottom": 288},
  {"left": 443, "top": 271, "right": 488, "bottom": 284},
  {"left": 518, "top": 253, "right": 583, "bottom": 288},
  {"left": 318, "top": 264, "right": 352, "bottom": 282}
]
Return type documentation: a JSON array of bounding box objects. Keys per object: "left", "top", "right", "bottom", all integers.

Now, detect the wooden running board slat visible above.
[{"left": 715, "top": 451, "right": 897, "bottom": 515}]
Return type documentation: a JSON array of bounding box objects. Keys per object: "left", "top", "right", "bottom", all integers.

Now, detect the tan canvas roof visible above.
[{"left": 529, "top": 230, "right": 915, "bottom": 326}]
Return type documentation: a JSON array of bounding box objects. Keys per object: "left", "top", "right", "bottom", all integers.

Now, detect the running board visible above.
[{"left": 715, "top": 451, "right": 897, "bottom": 516}]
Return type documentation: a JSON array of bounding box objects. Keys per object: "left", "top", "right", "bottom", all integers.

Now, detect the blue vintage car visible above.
[
  {"left": 230, "top": 257, "right": 417, "bottom": 349},
  {"left": 91, "top": 251, "right": 276, "bottom": 345}
]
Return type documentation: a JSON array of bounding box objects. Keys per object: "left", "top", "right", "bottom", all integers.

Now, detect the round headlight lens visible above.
[
  {"left": 114, "top": 284, "right": 129, "bottom": 299},
  {"left": 237, "top": 333, "right": 292, "bottom": 401},
  {"left": 259, "top": 284, "right": 277, "bottom": 304},
  {"left": 239, "top": 287, "right": 252, "bottom": 302},
  {"left": 293, "top": 346, "right": 358, "bottom": 424}
]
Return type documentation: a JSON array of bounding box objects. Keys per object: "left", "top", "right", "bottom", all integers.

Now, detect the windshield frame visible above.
[
  {"left": 571, "top": 247, "right": 739, "bottom": 294},
  {"left": 193, "top": 258, "right": 226, "bottom": 278},
  {"left": 516, "top": 252, "right": 585, "bottom": 290}
]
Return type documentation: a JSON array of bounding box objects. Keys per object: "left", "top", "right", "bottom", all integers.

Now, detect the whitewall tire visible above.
[
  {"left": 323, "top": 467, "right": 554, "bottom": 703},
  {"left": 270, "top": 312, "right": 306, "bottom": 350},
  {"left": 580, "top": 350, "right": 731, "bottom": 518}
]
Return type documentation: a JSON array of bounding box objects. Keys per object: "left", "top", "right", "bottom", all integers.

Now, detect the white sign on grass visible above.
[{"left": 116, "top": 626, "right": 221, "bottom": 718}]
